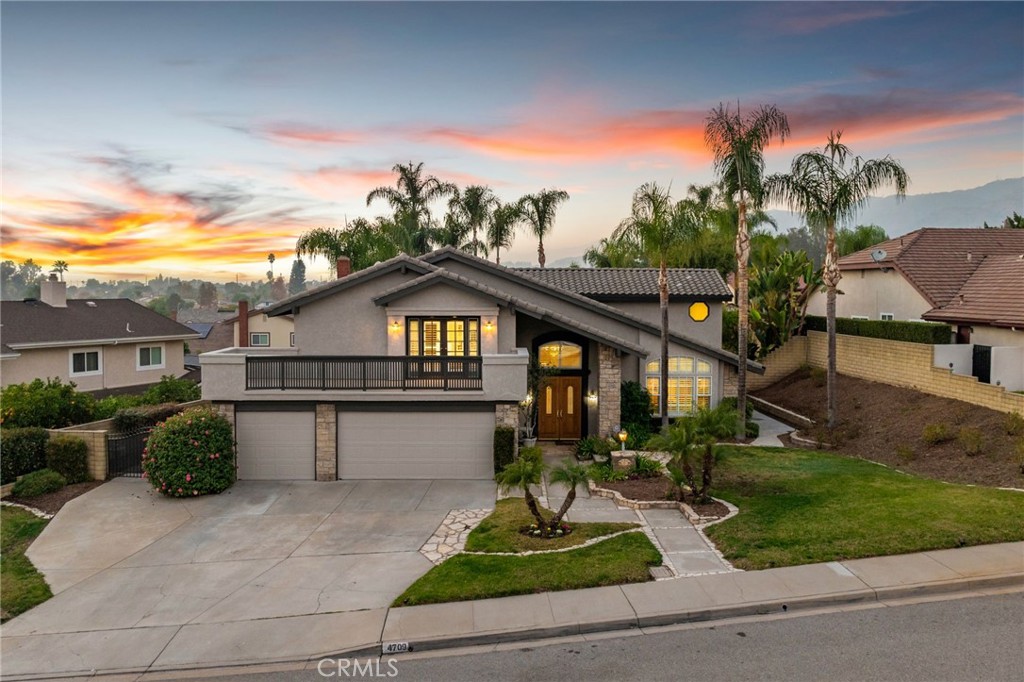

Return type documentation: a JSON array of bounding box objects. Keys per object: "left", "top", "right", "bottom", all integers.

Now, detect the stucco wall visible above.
[
  {"left": 234, "top": 313, "right": 295, "bottom": 348},
  {"left": 383, "top": 284, "right": 503, "bottom": 355},
  {"left": 611, "top": 300, "right": 723, "bottom": 349},
  {"left": 0, "top": 341, "right": 187, "bottom": 390},
  {"left": 807, "top": 269, "right": 932, "bottom": 321},
  {"left": 991, "top": 346, "right": 1024, "bottom": 392},
  {"left": 970, "top": 326, "right": 1024, "bottom": 347}
]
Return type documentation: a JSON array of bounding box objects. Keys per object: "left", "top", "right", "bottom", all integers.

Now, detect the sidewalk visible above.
[{"left": 2, "top": 542, "right": 1020, "bottom": 679}]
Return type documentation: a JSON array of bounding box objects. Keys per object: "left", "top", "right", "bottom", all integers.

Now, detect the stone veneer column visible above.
[
  {"left": 598, "top": 344, "right": 621, "bottom": 438},
  {"left": 315, "top": 404, "right": 337, "bottom": 481},
  {"left": 494, "top": 403, "right": 520, "bottom": 459}
]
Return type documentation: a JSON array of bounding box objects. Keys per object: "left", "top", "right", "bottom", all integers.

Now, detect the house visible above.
[
  {"left": 225, "top": 302, "right": 295, "bottom": 349},
  {"left": 201, "top": 248, "right": 761, "bottom": 482},
  {"left": 0, "top": 277, "right": 199, "bottom": 393},
  {"left": 806, "top": 228, "right": 1024, "bottom": 346}
]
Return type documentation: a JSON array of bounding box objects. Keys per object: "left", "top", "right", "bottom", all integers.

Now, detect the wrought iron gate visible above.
[{"left": 106, "top": 427, "right": 152, "bottom": 478}]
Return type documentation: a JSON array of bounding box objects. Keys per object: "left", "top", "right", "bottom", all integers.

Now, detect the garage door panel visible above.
[
  {"left": 338, "top": 411, "right": 493, "bottom": 480},
  {"left": 236, "top": 411, "right": 315, "bottom": 480}
]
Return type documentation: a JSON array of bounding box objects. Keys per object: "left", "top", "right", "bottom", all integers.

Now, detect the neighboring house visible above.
[
  {"left": 225, "top": 302, "right": 295, "bottom": 348},
  {"left": 807, "top": 228, "right": 1024, "bottom": 346},
  {"left": 202, "top": 248, "right": 761, "bottom": 482},
  {"left": 1, "top": 278, "right": 199, "bottom": 393}
]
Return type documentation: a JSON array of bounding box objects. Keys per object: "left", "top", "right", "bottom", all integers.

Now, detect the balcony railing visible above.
[{"left": 245, "top": 355, "right": 483, "bottom": 391}]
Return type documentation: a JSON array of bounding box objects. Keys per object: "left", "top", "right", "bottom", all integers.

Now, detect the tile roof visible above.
[
  {"left": 512, "top": 267, "right": 732, "bottom": 300},
  {"left": 838, "top": 228, "right": 1024, "bottom": 308},
  {"left": 0, "top": 299, "right": 199, "bottom": 348},
  {"left": 922, "top": 254, "right": 1024, "bottom": 328}
]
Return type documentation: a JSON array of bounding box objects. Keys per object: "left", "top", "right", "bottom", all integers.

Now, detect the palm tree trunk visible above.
[
  {"left": 523, "top": 487, "right": 548, "bottom": 528},
  {"left": 735, "top": 198, "right": 750, "bottom": 438},
  {"left": 548, "top": 488, "right": 576, "bottom": 530},
  {"left": 659, "top": 259, "right": 669, "bottom": 430},
  {"left": 495, "top": 245, "right": 501, "bottom": 265},
  {"left": 538, "top": 237, "right": 546, "bottom": 268},
  {"left": 824, "top": 219, "right": 840, "bottom": 429}
]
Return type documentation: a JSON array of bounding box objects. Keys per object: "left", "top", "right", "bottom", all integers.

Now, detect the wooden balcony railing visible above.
[{"left": 245, "top": 355, "right": 483, "bottom": 391}]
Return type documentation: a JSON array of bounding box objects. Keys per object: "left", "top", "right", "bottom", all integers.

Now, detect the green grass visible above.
[
  {"left": 1, "top": 506, "right": 52, "bottom": 621},
  {"left": 705, "top": 446, "right": 1024, "bottom": 570},
  {"left": 394, "top": 532, "right": 661, "bottom": 607},
  {"left": 466, "top": 498, "right": 637, "bottom": 553}
]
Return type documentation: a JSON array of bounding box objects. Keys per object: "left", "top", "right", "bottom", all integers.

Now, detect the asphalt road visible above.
[{"left": 187, "top": 592, "right": 1023, "bottom": 682}]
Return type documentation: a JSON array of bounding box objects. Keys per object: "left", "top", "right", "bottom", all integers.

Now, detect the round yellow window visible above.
[{"left": 688, "top": 301, "right": 709, "bottom": 322}]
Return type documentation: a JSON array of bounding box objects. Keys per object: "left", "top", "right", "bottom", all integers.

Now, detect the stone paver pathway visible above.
[{"left": 419, "top": 508, "right": 491, "bottom": 564}]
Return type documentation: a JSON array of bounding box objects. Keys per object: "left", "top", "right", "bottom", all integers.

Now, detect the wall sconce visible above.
[
  {"left": 484, "top": 320, "right": 495, "bottom": 333},
  {"left": 586, "top": 391, "right": 598, "bottom": 407},
  {"left": 389, "top": 320, "right": 401, "bottom": 333},
  {"left": 617, "top": 426, "right": 628, "bottom": 451},
  {"left": 521, "top": 392, "right": 534, "bottom": 406}
]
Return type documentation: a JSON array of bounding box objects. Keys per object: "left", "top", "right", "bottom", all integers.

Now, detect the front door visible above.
[{"left": 537, "top": 376, "right": 582, "bottom": 440}]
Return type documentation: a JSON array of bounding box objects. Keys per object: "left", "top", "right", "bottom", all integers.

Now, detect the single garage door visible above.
[
  {"left": 338, "top": 410, "right": 494, "bottom": 479},
  {"left": 236, "top": 410, "right": 315, "bottom": 480}
]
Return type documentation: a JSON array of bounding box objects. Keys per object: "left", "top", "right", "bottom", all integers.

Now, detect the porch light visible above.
[
  {"left": 521, "top": 392, "right": 534, "bottom": 406},
  {"left": 617, "top": 426, "right": 628, "bottom": 451},
  {"left": 389, "top": 320, "right": 401, "bottom": 333},
  {"left": 484, "top": 320, "right": 495, "bottom": 332},
  {"left": 586, "top": 391, "right": 598, "bottom": 406}
]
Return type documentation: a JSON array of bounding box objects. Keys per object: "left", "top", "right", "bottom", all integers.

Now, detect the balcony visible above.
[{"left": 245, "top": 355, "right": 483, "bottom": 391}]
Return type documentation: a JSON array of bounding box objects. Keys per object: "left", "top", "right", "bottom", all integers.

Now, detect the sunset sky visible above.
[{"left": 2, "top": 1, "right": 1022, "bottom": 283}]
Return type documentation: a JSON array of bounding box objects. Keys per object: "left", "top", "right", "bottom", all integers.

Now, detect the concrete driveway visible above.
[{"left": 2, "top": 478, "right": 495, "bottom": 677}]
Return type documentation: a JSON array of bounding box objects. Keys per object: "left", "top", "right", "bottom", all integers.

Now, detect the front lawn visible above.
[
  {"left": 1, "top": 506, "right": 52, "bottom": 621},
  {"left": 706, "top": 446, "right": 1024, "bottom": 570},
  {"left": 466, "top": 498, "right": 637, "bottom": 553},
  {"left": 394, "top": 532, "right": 661, "bottom": 607}
]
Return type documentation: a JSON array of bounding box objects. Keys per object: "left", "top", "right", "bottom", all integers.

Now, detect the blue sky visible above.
[{"left": 2, "top": 1, "right": 1022, "bottom": 281}]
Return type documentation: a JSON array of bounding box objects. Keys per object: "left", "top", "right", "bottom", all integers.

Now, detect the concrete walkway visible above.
[{"left": 750, "top": 410, "right": 793, "bottom": 447}]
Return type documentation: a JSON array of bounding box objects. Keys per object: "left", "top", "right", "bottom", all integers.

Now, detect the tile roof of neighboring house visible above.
[
  {"left": 184, "top": 322, "right": 214, "bottom": 339},
  {"left": 838, "top": 228, "right": 1024, "bottom": 309},
  {"left": 512, "top": 267, "right": 733, "bottom": 301},
  {"left": 0, "top": 299, "right": 198, "bottom": 349},
  {"left": 922, "top": 254, "right": 1024, "bottom": 328}
]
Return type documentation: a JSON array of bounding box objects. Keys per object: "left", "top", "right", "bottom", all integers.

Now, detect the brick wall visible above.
[
  {"left": 598, "top": 344, "right": 622, "bottom": 437},
  {"left": 315, "top": 404, "right": 337, "bottom": 481},
  {"left": 46, "top": 428, "right": 108, "bottom": 481},
  {"left": 754, "top": 331, "right": 1024, "bottom": 415},
  {"left": 748, "top": 337, "right": 810, "bottom": 391}
]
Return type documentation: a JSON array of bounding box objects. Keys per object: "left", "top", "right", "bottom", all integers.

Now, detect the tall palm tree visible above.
[
  {"left": 51, "top": 260, "right": 69, "bottom": 282},
  {"left": 367, "top": 162, "right": 457, "bottom": 255},
  {"left": 764, "top": 130, "right": 908, "bottom": 427},
  {"left": 487, "top": 201, "right": 524, "bottom": 265},
  {"left": 704, "top": 102, "right": 789, "bottom": 437},
  {"left": 267, "top": 253, "right": 276, "bottom": 277},
  {"left": 448, "top": 185, "right": 497, "bottom": 257},
  {"left": 612, "top": 182, "right": 679, "bottom": 428},
  {"left": 519, "top": 189, "right": 570, "bottom": 267}
]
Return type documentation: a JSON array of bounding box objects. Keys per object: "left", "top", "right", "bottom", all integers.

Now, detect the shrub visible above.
[
  {"left": 1004, "top": 412, "right": 1024, "bottom": 437},
  {"left": 631, "top": 453, "right": 662, "bottom": 478},
  {"left": 575, "top": 435, "right": 613, "bottom": 460},
  {"left": 0, "top": 378, "right": 96, "bottom": 428},
  {"left": 957, "top": 427, "right": 985, "bottom": 457},
  {"left": 895, "top": 444, "right": 916, "bottom": 463},
  {"left": 141, "top": 375, "right": 201, "bottom": 405},
  {"left": 804, "top": 315, "right": 951, "bottom": 345},
  {"left": 588, "top": 460, "right": 626, "bottom": 483},
  {"left": 1016, "top": 438, "right": 1024, "bottom": 475},
  {"left": 746, "top": 421, "right": 760, "bottom": 439},
  {"left": 720, "top": 397, "right": 755, "bottom": 420},
  {"left": 622, "top": 422, "right": 651, "bottom": 450},
  {"left": 493, "top": 426, "right": 516, "bottom": 474},
  {"left": 93, "top": 394, "right": 146, "bottom": 420},
  {"left": 45, "top": 435, "right": 90, "bottom": 484},
  {"left": 0, "top": 428, "right": 49, "bottom": 484},
  {"left": 519, "top": 445, "right": 543, "bottom": 467},
  {"left": 11, "top": 469, "right": 66, "bottom": 498},
  {"left": 922, "top": 423, "right": 955, "bottom": 446},
  {"left": 143, "top": 407, "right": 235, "bottom": 497},
  {"left": 808, "top": 367, "right": 826, "bottom": 388},
  {"left": 620, "top": 381, "right": 653, "bottom": 428},
  {"left": 112, "top": 403, "right": 184, "bottom": 433}
]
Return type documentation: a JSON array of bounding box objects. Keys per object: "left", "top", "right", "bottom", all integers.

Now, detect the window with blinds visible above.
[{"left": 645, "top": 355, "right": 714, "bottom": 416}]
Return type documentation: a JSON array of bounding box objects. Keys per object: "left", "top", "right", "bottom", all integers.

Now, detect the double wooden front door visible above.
[{"left": 537, "top": 376, "right": 582, "bottom": 439}]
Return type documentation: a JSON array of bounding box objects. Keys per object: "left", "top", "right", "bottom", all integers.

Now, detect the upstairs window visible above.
[
  {"left": 407, "top": 317, "right": 480, "bottom": 356},
  {"left": 70, "top": 349, "right": 102, "bottom": 377},
  {"left": 250, "top": 332, "right": 270, "bottom": 347},
  {"left": 137, "top": 345, "right": 164, "bottom": 370}
]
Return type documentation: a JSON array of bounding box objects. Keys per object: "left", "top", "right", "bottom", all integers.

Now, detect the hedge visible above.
[
  {"left": 45, "top": 435, "right": 90, "bottom": 484},
  {"left": 0, "top": 428, "right": 50, "bottom": 484},
  {"left": 493, "top": 426, "right": 516, "bottom": 475},
  {"left": 804, "top": 315, "right": 951, "bottom": 345}
]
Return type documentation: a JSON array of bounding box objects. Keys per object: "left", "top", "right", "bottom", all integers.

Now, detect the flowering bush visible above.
[{"left": 142, "top": 406, "right": 235, "bottom": 497}]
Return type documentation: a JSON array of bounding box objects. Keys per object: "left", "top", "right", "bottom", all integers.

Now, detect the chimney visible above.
[
  {"left": 169, "top": 309, "right": 178, "bottom": 322},
  {"left": 336, "top": 256, "right": 351, "bottom": 279},
  {"left": 238, "top": 300, "right": 249, "bottom": 347},
  {"left": 40, "top": 274, "right": 67, "bottom": 308}
]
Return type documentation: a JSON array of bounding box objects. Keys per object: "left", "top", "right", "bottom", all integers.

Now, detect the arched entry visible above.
[{"left": 533, "top": 333, "right": 588, "bottom": 440}]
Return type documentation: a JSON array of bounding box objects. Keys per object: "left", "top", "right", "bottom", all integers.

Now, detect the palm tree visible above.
[
  {"left": 448, "top": 185, "right": 497, "bottom": 257},
  {"left": 612, "top": 182, "right": 679, "bottom": 428},
  {"left": 296, "top": 217, "right": 399, "bottom": 272},
  {"left": 764, "top": 130, "right": 908, "bottom": 427},
  {"left": 546, "top": 460, "right": 591, "bottom": 530},
  {"left": 495, "top": 457, "right": 547, "bottom": 528},
  {"left": 367, "top": 162, "right": 457, "bottom": 255},
  {"left": 267, "top": 253, "right": 276, "bottom": 277},
  {"left": 704, "top": 102, "right": 789, "bottom": 437},
  {"left": 520, "top": 189, "right": 570, "bottom": 267},
  {"left": 51, "top": 260, "right": 69, "bottom": 282},
  {"left": 487, "top": 201, "right": 524, "bottom": 265}
]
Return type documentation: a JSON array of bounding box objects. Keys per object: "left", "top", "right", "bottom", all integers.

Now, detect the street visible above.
[{"left": 186, "top": 591, "right": 1023, "bottom": 682}]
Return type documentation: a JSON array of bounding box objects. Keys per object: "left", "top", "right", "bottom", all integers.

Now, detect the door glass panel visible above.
[
  {"left": 566, "top": 384, "right": 574, "bottom": 415},
  {"left": 468, "top": 320, "right": 479, "bottom": 355},
  {"left": 408, "top": 320, "right": 420, "bottom": 355},
  {"left": 559, "top": 344, "right": 582, "bottom": 368},
  {"left": 545, "top": 385, "right": 553, "bottom": 414},
  {"left": 446, "top": 320, "right": 465, "bottom": 356},
  {"left": 539, "top": 342, "right": 582, "bottom": 368},
  {"left": 422, "top": 321, "right": 441, "bottom": 356},
  {"left": 539, "top": 344, "right": 560, "bottom": 368}
]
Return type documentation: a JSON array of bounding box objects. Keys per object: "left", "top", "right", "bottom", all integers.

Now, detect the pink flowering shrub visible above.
[{"left": 142, "top": 406, "right": 235, "bottom": 497}]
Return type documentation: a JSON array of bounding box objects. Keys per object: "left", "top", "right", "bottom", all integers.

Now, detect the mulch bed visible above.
[
  {"left": 5, "top": 481, "right": 104, "bottom": 515},
  {"left": 754, "top": 369, "right": 1024, "bottom": 489},
  {"left": 599, "top": 477, "right": 731, "bottom": 520}
]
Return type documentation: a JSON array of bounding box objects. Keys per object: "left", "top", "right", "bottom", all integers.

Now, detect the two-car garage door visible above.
[
  {"left": 337, "top": 410, "right": 494, "bottom": 479},
  {"left": 234, "top": 406, "right": 494, "bottom": 480}
]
